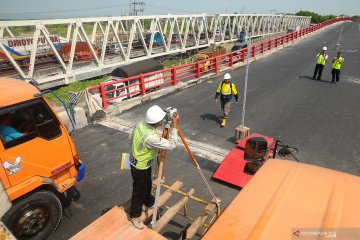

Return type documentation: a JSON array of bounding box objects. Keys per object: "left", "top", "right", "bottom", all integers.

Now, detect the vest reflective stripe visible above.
[
  {"left": 332, "top": 57, "right": 344, "bottom": 70},
  {"left": 317, "top": 54, "right": 326, "bottom": 65},
  {"left": 138, "top": 132, "right": 154, "bottom": 151},
  {"left": 131, "top": 121, "right": 157, "bottom": 170}
]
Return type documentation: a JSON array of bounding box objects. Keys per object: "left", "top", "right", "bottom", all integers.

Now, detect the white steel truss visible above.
[{"left": 0, "top": 14, "right": 310, "bottom": 88}]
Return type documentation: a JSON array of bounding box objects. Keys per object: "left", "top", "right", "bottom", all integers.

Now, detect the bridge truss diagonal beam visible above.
[{"left": 0, "top": 13, "right": 311, "bottom": 87}]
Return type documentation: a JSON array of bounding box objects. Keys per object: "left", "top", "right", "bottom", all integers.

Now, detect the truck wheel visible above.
[
  {"left": 2, "top": 191, "right": 62, "bottom": 240},
  {"left": 21, "top": 59, "right": 30, "bottom": 65}
]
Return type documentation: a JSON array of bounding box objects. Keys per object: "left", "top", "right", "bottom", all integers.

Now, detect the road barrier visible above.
[{"left": 88, "top": 17, "right": 356, "bottom": 109}]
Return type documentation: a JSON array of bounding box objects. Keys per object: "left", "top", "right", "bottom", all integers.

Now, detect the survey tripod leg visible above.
[
  {"left": 176, "top": 127, "right": 219, "bottom": 205},
  {"left": 151, "top": 124, "right": 221, "bottom": 228}
]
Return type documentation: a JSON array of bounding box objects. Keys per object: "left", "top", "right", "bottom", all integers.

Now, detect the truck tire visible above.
[{"left": 1, "top": 191, "right": 62, "bottom": 240}]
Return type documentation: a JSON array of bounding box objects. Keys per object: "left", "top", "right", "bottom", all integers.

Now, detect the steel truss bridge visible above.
[{"left": 0, "top": 14, "right": 311, "bottom": 88}]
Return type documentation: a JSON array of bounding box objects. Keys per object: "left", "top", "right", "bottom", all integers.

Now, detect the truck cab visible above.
[{"left": 0, "top": 78, "right": 84, "bottom": 239}]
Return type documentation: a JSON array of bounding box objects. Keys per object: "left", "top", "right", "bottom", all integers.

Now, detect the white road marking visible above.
[{"left": 97, "top": 117, "right": 229, "bottom": 163}]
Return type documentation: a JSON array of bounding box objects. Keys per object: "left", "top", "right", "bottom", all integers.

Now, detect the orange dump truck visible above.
[{"left": 0, "top": 77, "right": 85, "bottom": 239}]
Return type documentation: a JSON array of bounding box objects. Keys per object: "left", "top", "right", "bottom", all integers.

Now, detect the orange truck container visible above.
[
  {"left": 202, "top": 159, "right": 360, "bottom": 239},
  {"left": 60, "top": 42, "right": 96, "bottom": 62},
  {"left": 0, "top": 77, "right": 85, "bottom": 239}
]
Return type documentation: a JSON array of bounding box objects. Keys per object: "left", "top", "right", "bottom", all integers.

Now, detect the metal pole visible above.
[
  {"left": 337, "top": 26, "right": 343, "bottom": 45},
  {"left": 151, "top": 123, "right": 171, "bottom": 227},
  {"left": 336, "top": 26, "right": 343, "bottom": 50},
  {"left": 240, "top": 33, "right": 251, "bottom": 128}
]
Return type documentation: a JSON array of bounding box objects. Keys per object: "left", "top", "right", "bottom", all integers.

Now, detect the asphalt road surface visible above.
[
  {"left": 118, "top": 21, "right": 360, "bottom": 175},
  {"left": 51, "top": 21, "right": 360, "bottom": 240}
]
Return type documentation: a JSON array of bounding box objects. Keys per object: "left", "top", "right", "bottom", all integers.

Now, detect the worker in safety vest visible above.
[
  {"left": 331, "top": 51, "right": 344, "bottom": 84},
  {"left": 215, "top": 73, "right": 239, "bottom": 127},
  {"left": 128, "top": 105, "right": 179, "bottom": 229},
  {"left": 313, "top": 46, "right": 328, "bottom": 80}
]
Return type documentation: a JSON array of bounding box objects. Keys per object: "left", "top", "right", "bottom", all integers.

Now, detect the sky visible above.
[{"left": 0, "top": 0, "right": 359, "bottom": 20}]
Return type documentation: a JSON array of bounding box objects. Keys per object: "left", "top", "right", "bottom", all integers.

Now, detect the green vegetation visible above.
[
  {"left": 44, "top": 75, "right": 108, "bottom": 105},
  {"left": 296, "top": 11, "right": 337, "bottom": 23},
  {"left": 162, "top": 57, "right": 194, "bottom": 68},
  {"left": 351, "top": 15, "right": 360, "bottom": 20}
]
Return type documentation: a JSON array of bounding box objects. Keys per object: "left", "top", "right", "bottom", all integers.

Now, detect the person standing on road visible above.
[
  {"left": 215, "top": 73, "right": 239, "bottom": 127},
  {"left": 313, "top": 46, "right": 328, "bottom": 80},
  {"left": 128, "top": 105, "right": 179, "bottom": 230},
  {"left": 331, "top": 51, "right": 344, "bottom": 84}
]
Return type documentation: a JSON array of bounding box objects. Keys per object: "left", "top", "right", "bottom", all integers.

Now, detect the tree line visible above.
[{"left": 296, "top": 11, "right": 359, "bottom": 23}]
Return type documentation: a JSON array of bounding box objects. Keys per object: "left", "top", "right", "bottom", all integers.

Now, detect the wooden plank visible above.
[
  {"left": 186, "top": 203, "right": 217, "bottom": 239},
  {"left": 140, "top": 180, "right": 183, "bottom": 221},
  {"left": 152, "top": 188, "right": 195, "bottom": 233},
  {"left": 70, "top": 206, "right": 166, "bottom": 240},
  {"left": 0, "top": 222, "right": 16, "bottom": 240}
]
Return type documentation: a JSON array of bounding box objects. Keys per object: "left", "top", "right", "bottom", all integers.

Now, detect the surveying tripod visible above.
[{"left": 151, "top": 112, "right": 220, "bottom": 228}]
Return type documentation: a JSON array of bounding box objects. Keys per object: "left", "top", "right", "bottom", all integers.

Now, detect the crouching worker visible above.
[
  {"left": 129, "top": 105, "right": 179, "bottom": 229},
  {"left": 215, "top": 73, "right": 239, "bottom": 127}
]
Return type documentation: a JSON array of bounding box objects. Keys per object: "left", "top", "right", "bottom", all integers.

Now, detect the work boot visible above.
[
  {"left": 220, "top": 118, "right": 227, "bottom": 127},
  {"left": 130, "top": 217, "right": 145, "bottom": 229}
]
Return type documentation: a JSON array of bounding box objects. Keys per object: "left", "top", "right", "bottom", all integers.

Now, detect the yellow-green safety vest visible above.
[
  {"left": 131, "top": 121, "right": 157, "bottom": 170},
  {"left": 216, "top": 81, "right": 238, "bottom": 96},
  {"left": 316, "top": 54, "right": 326, "bottom": 66},
  {"left": 332, "top": 57, "right": 344, "bottom": 70}
]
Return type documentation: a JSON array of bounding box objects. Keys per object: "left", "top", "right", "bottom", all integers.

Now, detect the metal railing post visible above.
[
  {"left": 99, "top": 83, "right": 108, "bottom": 109},
  {"left": 171, "top": 67, "right": 177, "bottom": 85},
  {"left": 140, "top": 74, "right": 146, "bottom": 95},
  {"left": 195, "top": 62, "right": 201, "bottom": 78},
  {"left": 214, "top": 57, "right": 219, "bottom": 75},
  {"left": 229, "top": 52, "right": 234, "bottom": 68},
  {"left": 251, "top": 45, "right": 255, "bottom": 58}
]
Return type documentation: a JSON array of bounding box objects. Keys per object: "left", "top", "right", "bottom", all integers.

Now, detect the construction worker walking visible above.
[
  {"left": 313, "top": 46, "right": 328, "bottom": 80},
  {"left": 128, "top": 105, "right": 179, "bottom": 229},
  {"left": 331, "top": 51, "right": 344, "bottom": 84},
  {"left": 215, "top": 73, "right": 239, "bottom": 127}
]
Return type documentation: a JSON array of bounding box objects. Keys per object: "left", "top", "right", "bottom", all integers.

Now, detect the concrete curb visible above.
[{"left": 57, "top": 107, "right": 88, "bottom": 131}]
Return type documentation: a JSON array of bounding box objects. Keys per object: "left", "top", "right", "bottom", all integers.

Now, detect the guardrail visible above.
[{"left": 88, "top": 17, "right": 356, "bottom": 109}]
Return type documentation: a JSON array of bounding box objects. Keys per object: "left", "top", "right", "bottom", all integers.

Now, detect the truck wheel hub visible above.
[{"left": 16, "top": 207, "right": 48, "bottom": 237}]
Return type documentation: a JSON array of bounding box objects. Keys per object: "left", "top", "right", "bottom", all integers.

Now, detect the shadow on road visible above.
[
  {"left": 299, "top": 75, "right": 334, "bottom": 84},
  {"left": 210, "top": 177, "right": 242, "bottom": 191},
  {"left": 60, "top": 186, "right": 81, "bottom": 209},
  {"left": 60, "top": 186, "right": 81, "bottom": 219},
  {"left": 199, "top": 113, "right": 221, "bottom": 124}
]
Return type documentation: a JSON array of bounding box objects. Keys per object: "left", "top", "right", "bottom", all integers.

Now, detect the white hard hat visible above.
[
  {"left": 224, "top": 73, "right": 231, "bottom": 80},
  {"left": 146, "top": 105, "right": 166, "bottom": 124},
  {"left": 322, "top": 46, "right": 327, "bottom": 51}
]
